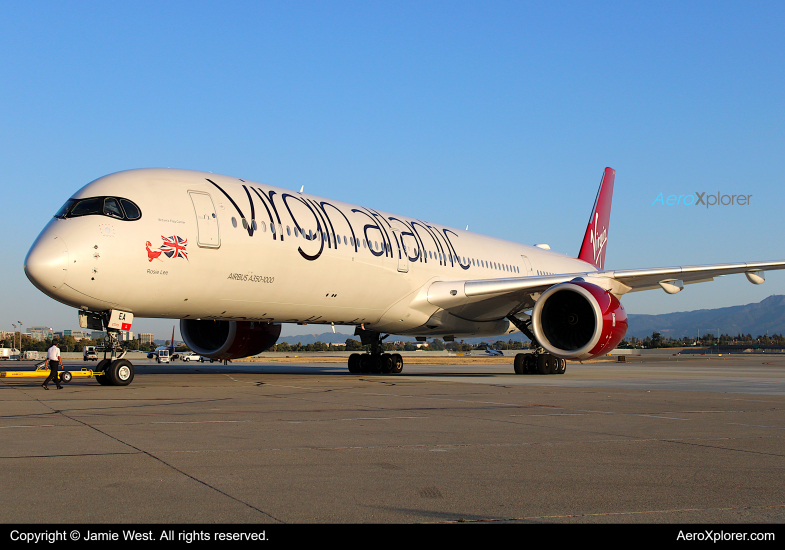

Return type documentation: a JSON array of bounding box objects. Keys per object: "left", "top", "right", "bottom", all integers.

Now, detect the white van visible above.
[
  {"left": 83, "top": 346, "right": 98, "bottom": 361},
  {"left": 157, "top": 349, "right": 171, "bottom": 363}
]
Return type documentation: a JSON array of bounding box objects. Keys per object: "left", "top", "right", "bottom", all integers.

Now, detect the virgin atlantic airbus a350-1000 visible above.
[{"left": 23, "top": 167, "right": 785, "bottom": 385}]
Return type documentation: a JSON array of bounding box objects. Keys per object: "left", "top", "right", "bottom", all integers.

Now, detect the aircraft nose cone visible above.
[{"left": 25, "top": 235, "right": 69, "bottom": 293}]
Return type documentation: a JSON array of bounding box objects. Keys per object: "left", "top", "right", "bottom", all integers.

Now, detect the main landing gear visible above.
[
  {"left": 348, "top": 327, "right": 404, "bottom": 375},
  {"left": 513, "top": 353, "right": 567, "bottom": 375},
  {"left": 506, "top": 314, "right": 566, "bottom": 375}
]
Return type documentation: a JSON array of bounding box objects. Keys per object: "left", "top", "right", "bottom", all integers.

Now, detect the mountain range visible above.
[{"left": 623, "top": 294, "right": 785, "bottom": 339}]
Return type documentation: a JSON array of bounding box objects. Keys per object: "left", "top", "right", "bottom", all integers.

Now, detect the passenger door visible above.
[{"left": 189, "top": 192, "right": 220, "bottom": 248}]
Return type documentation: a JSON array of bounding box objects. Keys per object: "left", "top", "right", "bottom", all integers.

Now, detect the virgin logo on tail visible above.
[
  {"left": 578, "top": 168, "right": 614, "bottom": 270},
  {"left": 589, "top": 213, "right": 608, "bottom": 268}
]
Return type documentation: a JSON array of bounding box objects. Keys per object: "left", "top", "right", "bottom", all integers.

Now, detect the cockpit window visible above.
[
  {"left": 55, "top": 196, "right": 142, "bottom": 221},
  {"left": 69, "top": 197, "right": 104, "bottom": 217},
  {"left": 120, "top": 199, "right": 141, "bottom": 220},
  {"left": 55, "top": 199, "right": 77, "bottom": 219},
  {"left": 103, "top": 198, "right": 124, "bottom": 219}
]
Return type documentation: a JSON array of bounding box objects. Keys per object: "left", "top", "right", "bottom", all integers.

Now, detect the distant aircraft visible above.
[
  {"left": 485, "top": 346, "right": 503, "bottom": 356},
  {"left": 24, "top": 167, "right": 785, "bottom": 385},
  {"left": 147, "top": 327, "right": 180, "bottom": 361}
]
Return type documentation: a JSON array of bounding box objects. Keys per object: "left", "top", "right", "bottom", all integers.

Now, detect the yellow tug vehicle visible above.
[{"left": 0, "top": 362, "right": 99, "bottom": 384}]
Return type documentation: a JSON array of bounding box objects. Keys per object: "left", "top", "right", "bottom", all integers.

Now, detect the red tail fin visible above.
[{"left": 577, "top": 167, "right": 615, "bottom": 270}]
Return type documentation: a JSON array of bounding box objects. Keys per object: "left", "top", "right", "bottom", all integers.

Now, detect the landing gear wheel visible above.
[
  {"left": 348, "top": 353, "right": 361, "bottom": 374},
  {"left": 95, "top": 358, "right": 112, "bottom": 385},
  {"left": 369, "top": 355, "right": 383, "bottom": 373},
  {"left": 380, "top": 354, "right": 393, "bottom": 374},
  {"left": 390, "top": 353, "right": 403, "bottom": 374},
  {"left": 59, "top": 371, "right": 72, "bottom": 384},
  {"left": 556, "top": 358, "right": 567, "bottom": 374},
  {"left": 105, "top": 359, "right": 134, "bottom": 386},
  {"left": 359, "top": 354, "right": 372, "bottom": 373},
  {"left": 524, "top": 354, "right": 537, "bottom": 374},
  {"left": 514, "top": 354, "right": 525, "bottom": 374},
  {"left": 537, "top": 354, "right": 555, "bottom": 375}
]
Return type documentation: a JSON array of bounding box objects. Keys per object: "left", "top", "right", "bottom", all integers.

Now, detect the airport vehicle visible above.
[
  {"left": 485, "top": 346, "right": 504, "bottom": 356},
  {"left": 181, "top": 352, "right": 201, "bottom": 362},
  {"left": 83, "top": 346, "right": 98, "bottom": 361},
  {"left": 24, "top": 167, "right": 785, "bottom": 385},
  {"left": 2, "top": 361, "right": 96, "bottom": 384},
  {"left": 156, "top": 349, "right": 171, "bottom": 363}
]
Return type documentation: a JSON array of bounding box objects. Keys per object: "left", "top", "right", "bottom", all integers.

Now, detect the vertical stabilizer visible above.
[{"left": 577, "top": 167, "right": 615, "bottom": 270}]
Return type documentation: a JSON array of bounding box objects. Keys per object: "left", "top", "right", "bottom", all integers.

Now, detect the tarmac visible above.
[{"left": 0, "top": 354, "right": 783, "bottom": 524}]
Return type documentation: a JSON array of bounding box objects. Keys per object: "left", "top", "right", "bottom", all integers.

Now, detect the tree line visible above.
[
  {"left": 0, "top": 334, "right": 164, "bottom": 353},
  {"left": 619, "top": 332, "right": 785, "bottom": 349}
]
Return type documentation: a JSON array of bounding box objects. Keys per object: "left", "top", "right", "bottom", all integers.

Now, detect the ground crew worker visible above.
[{"left": 42, "top": 339, "right": 63, "bottom": 390}]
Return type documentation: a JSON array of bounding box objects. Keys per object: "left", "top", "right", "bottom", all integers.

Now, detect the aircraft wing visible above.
[
  {"left": 602, "top": 260, "right": 785, "bottom": 292},
  {"left": 426, "top": 260, "right": 785, "bottom": 317}
]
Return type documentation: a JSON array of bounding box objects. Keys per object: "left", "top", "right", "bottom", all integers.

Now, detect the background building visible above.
[
  {"left": 139, "top": 333, "right": 155, "bottom": 345},
  {"left": 63, "top": 329, "right": 90, "bottom": 340},
  {"left": 29, "top": 326, "right": 54, "bottom": 341}
]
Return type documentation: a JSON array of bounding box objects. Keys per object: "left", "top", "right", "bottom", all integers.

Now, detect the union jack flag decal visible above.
[{"left": 160, "top": 235, "right": 188, "bottom": 260}]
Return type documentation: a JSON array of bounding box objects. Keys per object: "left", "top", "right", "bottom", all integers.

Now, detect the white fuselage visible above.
[{"left": 26, "top": 168, "right": 596, "bottom": 338}]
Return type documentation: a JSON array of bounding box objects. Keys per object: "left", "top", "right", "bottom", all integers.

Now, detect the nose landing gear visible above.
[{"left": 92, "top": 328, "right": 135, "bottom": 386}]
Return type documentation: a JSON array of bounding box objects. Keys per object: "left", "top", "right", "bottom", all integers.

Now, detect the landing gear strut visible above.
[
  {"left": 348, "top": 327, "right": 403, "bottom": 374},
  {"left": 507, "top": 314, "right": 566, "bottom": 375}
]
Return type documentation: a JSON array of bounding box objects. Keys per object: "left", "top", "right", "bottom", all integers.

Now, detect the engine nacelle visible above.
[
  {"left": 180, "top": 320, "right": 281, "bottom": 360},
  {"left": 531, "top": 281, "right": 627, "bottom": 360}
]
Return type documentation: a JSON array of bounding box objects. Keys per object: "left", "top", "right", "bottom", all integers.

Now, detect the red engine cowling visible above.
[
  {"left": 531, "top": 281, "right": 627, "bottom": 360},
  {"left": 180, "top": 320, "right": 281, "bottom": 360}
]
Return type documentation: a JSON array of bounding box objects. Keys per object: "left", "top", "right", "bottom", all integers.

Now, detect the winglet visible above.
[{"left": 577, "top": 167, "right": 615, "bottom": 270}]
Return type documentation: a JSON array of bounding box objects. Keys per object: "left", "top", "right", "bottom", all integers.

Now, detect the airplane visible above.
[
  {"left": 485, "top": 346, "right": 504, "bottom": 356},
  {"left": 146, "top": 327, "right": 180, "bottom": 361},
  {"left": 23, "top": 167, "right": 785, "bottom": 386}
]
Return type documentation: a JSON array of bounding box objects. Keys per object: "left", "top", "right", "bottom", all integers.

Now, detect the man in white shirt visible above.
[{"left": 43, "top": 339, "right": 63, "bottom": 390}]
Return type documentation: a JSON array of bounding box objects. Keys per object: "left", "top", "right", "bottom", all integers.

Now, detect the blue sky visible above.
[{"left": 2, "top": 1, "right": 784, "bottom": 339}]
